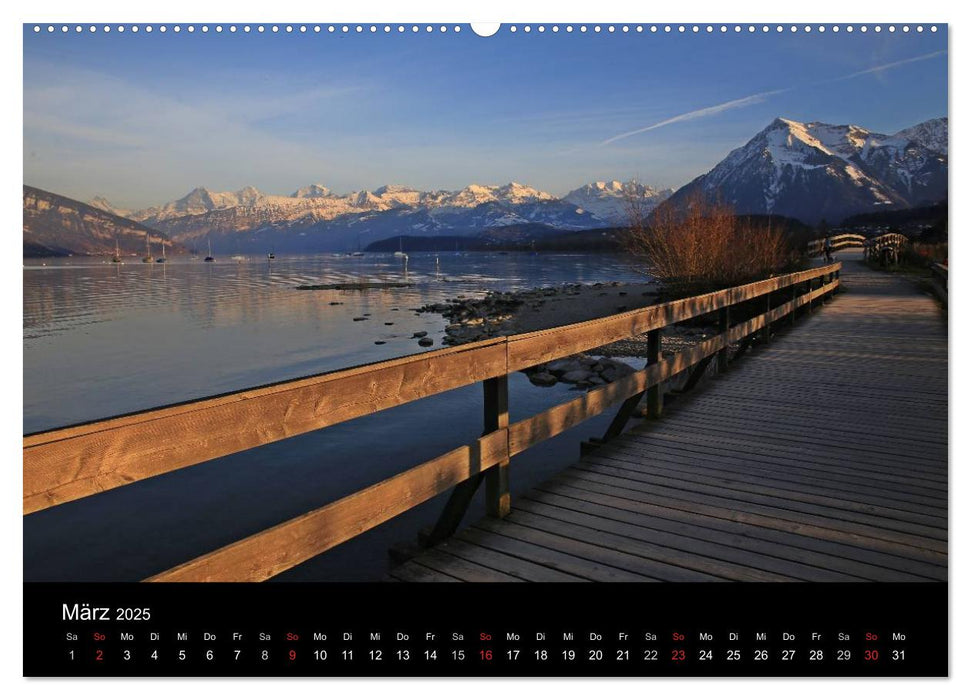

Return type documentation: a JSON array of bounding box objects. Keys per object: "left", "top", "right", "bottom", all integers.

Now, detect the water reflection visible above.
[
  {"left": 24, "top": 252, "right": 647, "bottom": 581},
  {"left": 24, "top": 252, "right": 646, "bottom": 432}
]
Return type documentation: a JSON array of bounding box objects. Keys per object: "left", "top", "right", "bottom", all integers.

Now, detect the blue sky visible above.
[{"left": 23, "top": 25, "right": 948, "bottom": 208}]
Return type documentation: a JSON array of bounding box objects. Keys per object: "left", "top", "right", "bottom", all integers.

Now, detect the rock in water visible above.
[
  {"left": 528, "top": 371, "right": 558, "bottom": 387},
  {"left": 412, "top": 331, "right": 428, "bottom": 338},
  {"left": 418, "top": 337, "right": 434, "bottom": 347},
  {"left": 547, "top": 358, "right": 586, "bottom": 376},
  {"left": 561, "top": 369, "right": 594, "bottom": 384}
]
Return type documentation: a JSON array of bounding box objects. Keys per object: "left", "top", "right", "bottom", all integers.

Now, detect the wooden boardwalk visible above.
[{"left": 390, "top": 254, "right": 948, "bottom": 583}]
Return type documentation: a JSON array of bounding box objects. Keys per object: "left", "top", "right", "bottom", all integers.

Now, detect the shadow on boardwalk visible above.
[{"left": 391, "top": 252, "right": 948, "bottom": 582}]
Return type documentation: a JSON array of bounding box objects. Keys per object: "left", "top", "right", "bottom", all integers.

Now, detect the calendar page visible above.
[{"left": 21, "top": 12, "right": 949, "bottom": 679}]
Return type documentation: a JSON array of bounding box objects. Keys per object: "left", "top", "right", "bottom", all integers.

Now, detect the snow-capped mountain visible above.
[
  {"left": 894, "top": 117, "right": 948, "bottom": 155},
  {"left": 26, "top": 186, "right": 184, "bottom": 257},
  {"left": 563, "top": 180, "right": 673, "bottom": 224},
  {"left": 86, "top": 196, "right": 131, "bottom": 219},
  {"left": 665, "top": 117, "right": 947, "bottom": 223},
  {"left": 290, "top": 183, "right": 331, "bottom": 199},
  {"left": 92, "top": 182, "right": 606, "bottom": 252}
]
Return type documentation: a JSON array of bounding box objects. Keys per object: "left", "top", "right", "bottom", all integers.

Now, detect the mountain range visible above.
[
  {"left": 665, "top": 117, "right": 947, "bottom": 223},
  {"left": 80, "top": 180, "right": 670, "bottom": 254},
  {"left": 25, "top": 116, "right": 946, "bottom": 256},
  {"left": 563, "top": 181, "right": 674, "bottom": 223},
  {"left": 23, "top": 186, "right": 184, "bottom": 257}
]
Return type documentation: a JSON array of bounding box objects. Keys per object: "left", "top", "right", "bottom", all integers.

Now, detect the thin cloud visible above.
[
  {"left": 600, "top": 89, "right": 789, "bottom": 146},
  {"left": 600, "top": 50, "right": 946, "bottom": 147},
  {"left": 829, "top": 50, "right": 947, "bottom": 82}
]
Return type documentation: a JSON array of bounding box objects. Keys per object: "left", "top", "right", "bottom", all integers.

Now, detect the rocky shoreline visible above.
[{"left": 418, "top": 282, "right": 719, "bottom": 389}]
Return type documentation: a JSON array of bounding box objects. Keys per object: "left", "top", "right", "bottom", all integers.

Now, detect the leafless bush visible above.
[{"left": 624, "top": 188, "right": 795, "bottom": 297}]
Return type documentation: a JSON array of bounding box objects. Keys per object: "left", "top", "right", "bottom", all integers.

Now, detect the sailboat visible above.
[
  {"left": 142, "top": 233, "right": 154, "bottom": 263},
  {"left": 393, "top": 236, "right": 407, "bottom": 258},
  {"left": 350, "top": 234, "right": 365, "bottom": 257},
  {"left": 266, "top": 252, "right": 276, "bottom": 260},
  {"left": 111, "top": 239, "right": 122, "bottom": 263},
  {"left": 204, "top": 239, "right": 215, "bottom": 262},
  {"left": 156, "top": 240, "right": 167, "bottom": 263}
]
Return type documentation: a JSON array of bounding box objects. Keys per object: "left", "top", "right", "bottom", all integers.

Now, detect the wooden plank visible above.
[
  {"left": 624, "top": 431, "right": 948, "bottom": 490},
  {"left": 391, "top": 561, "right": 463, "bottom": 582},
  {"left": 613, "top": 436, "right": 948, "bottom": 504},
  {"left": 526, "top": 489, "right": 938, "bottom": 582},
  {"left": 554, "top": 470, "right": 947, "bottom": 556},
  {"left": 590, "top": 441, "right": 947, "bottom": 512},
  {"left": 671, "top": 400, "right": 947, "bottom": 443},
  {"left": 594, "top": 441, "right": 947, "bottom": 512},
  {"left": 625, "top": 427, "right": 949, "bottom": 479},
  {"left": 514, "top": 497, "right": 892, "bottom": 582},
  {"left": 145, "top": 429, "right": 509, "bottom": 582},
  {"left": 544, "top": 476, "right": 947, "bottom": 569},
  {"left": 435, "top": 538, "right": 586, "bottom": 582},
  {"left": 577, "top": 458, "right": 947, "bottom": 531},
  {"left": 507, "top": 505, "right": 808, "bottom": 582},
  {"left": 645, "top": 417, "right": 947, "bottom": 469},
  {"left": 674, "top": 393, "right": 947, "bottom": 433},
  {"left": 472, "top": 518, "right": 720, "bottom": 581},
  {"left": 413, "top": 549, "right": 524, "bottom": 582},
  {"left": 24, "top": 337, "right": 509, "bottom": 513},
  {"left": 531, "top": 485, "right": 945, "bottom": 580},
  {"left": 462, "top": 524, "right": 654, "bottom": 582},
  {"left": 574, "top": 460, "right": 947, "bottom": 542},
  {"left": 658, "top": 412, "right": 948, "bottom": 461}
]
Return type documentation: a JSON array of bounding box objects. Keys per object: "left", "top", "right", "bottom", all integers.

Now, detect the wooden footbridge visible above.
[
  {"left": 23, "top": 250, "right": 947, "bottom": 583},
  {"left": 391, "top": 251, "right": 947, "bottom": 582}
]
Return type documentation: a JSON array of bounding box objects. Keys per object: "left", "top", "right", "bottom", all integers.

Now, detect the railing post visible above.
[
  {"left": 717, "top": 306, "right": 730, "bottom": 373},
  {"left": 483, "top": 375, "right": 510, "bottom": 518},
  {"left": 646, "top": 329, "right": 663, "bottom": 418},
  {"left": 790, "top": 283, "right": 797, "bottom": 326},
  {"left": 762, "top": 293, "right": 772, "bottom": 344}
]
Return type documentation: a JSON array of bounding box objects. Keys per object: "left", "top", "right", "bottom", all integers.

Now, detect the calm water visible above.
[{"left": 24, "top": 252, "right": 648, "bottom": 581}]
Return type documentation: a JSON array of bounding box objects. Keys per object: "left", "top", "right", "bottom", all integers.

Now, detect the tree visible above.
[{"left": 624, "top": 188, "right": 795, "bottom": 297}]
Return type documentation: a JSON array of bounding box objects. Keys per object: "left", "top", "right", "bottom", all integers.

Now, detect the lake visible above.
[{"left": 23, "top": 252, "right": 650, "bottom": 581}]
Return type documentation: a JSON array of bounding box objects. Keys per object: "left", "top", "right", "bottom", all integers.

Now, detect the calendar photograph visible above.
[{"left": 21, "top": 19, "right": 949, "bottom": 677}]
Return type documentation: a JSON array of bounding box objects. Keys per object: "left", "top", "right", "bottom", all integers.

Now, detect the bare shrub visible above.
[{"left": 625, "top": 188, "right": 795, "bottom": 297}]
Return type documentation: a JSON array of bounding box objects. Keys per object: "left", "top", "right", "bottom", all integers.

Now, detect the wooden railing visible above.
[
  {"left": 864, "top": 233, "right": 909, "bottom": 263},
  {"left": 23, "top": 262, "right": 842, "bottom": 582},
  {"left": 929, "top": 263, "right": 948, "bottom": 305},
  {"left": 806, "top": 233, "right": 866, "bottom": 256}
]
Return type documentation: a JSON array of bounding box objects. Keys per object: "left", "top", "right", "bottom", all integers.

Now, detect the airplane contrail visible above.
[
  {"left": 600, "top": 90, "right": 788, "bottom": 146},
  {"left": 600, "top": 50, "right": 945, "bottom": 146},
  {"left": 827, "top": 50, "right": 946, "bottom": 81}
]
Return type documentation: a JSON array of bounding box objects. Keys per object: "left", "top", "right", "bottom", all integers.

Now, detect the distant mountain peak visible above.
[
  {"left": 563, "top": 179, "right": 673, "bottom": 224},
  {"left": 87, "top": 195, "right": 130, "bottom": 218},
  {"left": 893, "top": 117, "right": 948, "bottom": 155},
  {"left": 373, "top": 184, "right": 416, "bottom": 196},
  {"left": 24, "top": 185, "right": 184, "bottom": 257},
  {"left": 291, "top": 183, "right": 331, "bottom": 198},
  {"left": 665, "top": 116, "right": 947, "bottom": 223}
]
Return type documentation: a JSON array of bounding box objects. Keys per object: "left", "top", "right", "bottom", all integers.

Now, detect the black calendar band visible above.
[{"left": 24, "top": 582, "right": 947, "bottom": 677}]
